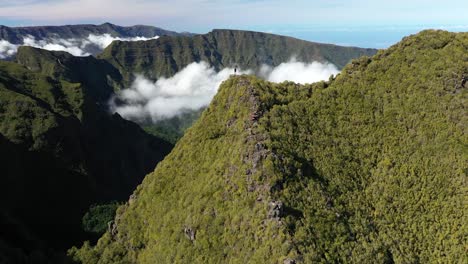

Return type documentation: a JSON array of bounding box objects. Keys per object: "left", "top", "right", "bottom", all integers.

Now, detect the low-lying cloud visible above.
[
  {"left": 110, "top": 61, "right": 251, "bottom": 121},
  {"left": 260, "top": 58, "right": 339, "bottom": 83},
  {"left": 84, "top": 34, "right": 160, "bottom": 50},
  {"left": 0, "top": 34, "right": 159, "bottom": 58},
  {"left": 111, "top": 59, "right": 339, "bottom": 122},
  {"left": 0, "top": 40, "right": 18, "bottom": 59}
]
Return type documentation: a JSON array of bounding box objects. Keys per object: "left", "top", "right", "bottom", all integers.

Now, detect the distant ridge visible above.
[
  {"left": 100, "top": 28, "right": 377, "bottom": 85},
  {"left": 0, "top": 22, "right": 191, "bottom": 44}
]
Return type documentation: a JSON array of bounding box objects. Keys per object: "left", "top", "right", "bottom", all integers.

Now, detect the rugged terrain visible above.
[
  {"left": 0, "top": 57, "right": 172, "bottom": 262},
  {"left": 0, "top": 22, "right": 192, "bottom": 59},
  {"left": 14, "top": 28, "right": 376, "bottom": 142},
  {"left": 100, "top": 29, "right": 377, "bottom": 86},
  {"left": 72, "top": 30, "right": 467, "bottom": 263},
  {"left": 97, "top": 29, "right": 377, "bottom": 140},
  {"left": 0, "top": 22, "right": 186, "bottom": 44},
  {"left": 3, "top": 25, "right": 461, "bottom": 264}
]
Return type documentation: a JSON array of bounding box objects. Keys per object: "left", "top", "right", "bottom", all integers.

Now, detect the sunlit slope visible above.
[{"left": 72, "top": 30, "right": 467, "bottom": 263}]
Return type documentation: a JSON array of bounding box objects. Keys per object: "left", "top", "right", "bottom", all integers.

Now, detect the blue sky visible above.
[{"left": 0, "top": 0, "right": 467, "bottom": 48}]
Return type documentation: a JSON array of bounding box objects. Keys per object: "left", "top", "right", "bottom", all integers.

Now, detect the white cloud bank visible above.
[
  {"left": 260, "top": 59, "right": 339, "bottom": 84},
  {"left": 84, "top": 34, "right": 160, "bottom": 50},
  {"left": 0, "top": 34, "right": 159, "bottom": 58},
  {"left": 111, "top": 59, "right": 339, "bottom": 122},
  {"left": 110, "top": 61, "right": 252, "bottom": 121},
  {"left": 0, "top": 40, "right": 18, "bottom": 59}
]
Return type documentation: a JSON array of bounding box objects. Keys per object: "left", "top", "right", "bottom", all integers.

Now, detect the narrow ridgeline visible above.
[{"left": 72, "top": 30, "right": 467, "bottom": 263}]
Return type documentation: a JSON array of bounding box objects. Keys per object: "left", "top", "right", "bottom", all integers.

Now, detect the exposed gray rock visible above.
[
  {"left": 129, "top": 193, "right": 137, "bottom": 205},
  {"left": 268, "top": 200, "right": 284, "bottom": 219},
  {"left": 108, "top": 220, "right": 118, "bottom": 239},
  {"left": 184, "top": 226, "right": 196, "bottom": 242}
]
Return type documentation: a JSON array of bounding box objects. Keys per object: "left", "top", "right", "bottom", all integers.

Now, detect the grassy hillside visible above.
[
  {"left": 99, "top": 29, "right": 377, "bottom": 86},
  {"left": 71, "top": 30, "right": 467, "bottom": 263},
  {"left": 0, "top": 60, "right": 172, "bottom": 263}
]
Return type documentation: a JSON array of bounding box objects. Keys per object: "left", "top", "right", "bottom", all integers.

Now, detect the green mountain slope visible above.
[
  {"left": 15, "top": 46, "right": 123, "bottom": 102},
  {"left": 72, "top": 30, "right": 467, "bottom": 263},
  {"left": 99, "top": 29, "right": 377, "bottom": 86},
  {"left": 13, "top": 30, "right": 377, "bottom": 143},
  {"left": 14, "top": 46, "right": 195, "bottom": 144},
  {"left": 97, "top": 29, "right": 377, "bottom": 142},
  {"left": 0, "top": 59, "right": 172, "bottom": 263}
]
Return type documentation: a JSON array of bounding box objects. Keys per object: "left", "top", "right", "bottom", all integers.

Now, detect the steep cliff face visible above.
[
  {"left": 71, "top": 30, "right": 467, "bottom": 263},
  {"left": 0, "top": 59, "right": 173, "bottom": 262},
  {"left": 99, "top": 29, "right": 377, "bottom": 85},
  {"left": 15, "top": 46, "right": 123, "bottom": 102}
]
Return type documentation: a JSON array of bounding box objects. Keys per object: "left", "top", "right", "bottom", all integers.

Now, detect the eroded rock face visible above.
[
  {"left": 128, "top": 194, "right": 137, "bottom": 205},
  {"left": 268, "top": 200, "right": 284, "bottom": 219},
  {"left": 184, "top": 227, "right": 196, "bottom": 242},
  {"left": 283, "top": 258, "right": 297, "bottom": 264},
  {"left": 108, "top": 220, "right": 118, "bottom": 239}
]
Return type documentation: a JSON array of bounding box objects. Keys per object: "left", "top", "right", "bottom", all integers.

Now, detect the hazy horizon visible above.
[{"left": 1, "top": 0, "right": 467, "bottom": 48}]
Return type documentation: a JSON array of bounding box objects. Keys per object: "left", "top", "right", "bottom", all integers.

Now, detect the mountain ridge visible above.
[
  {"left": 99, "top": 28, "right": 377, "bottom": 86},
  {"left": 12, "top": 29, "right": 377, "bottom": 143},
  {"left": 71, "top": 29, "right": 467, "bottom": 263},
  {"left": 0, "top": 22, "right": 190, "bottom": 44},
  {"left": 15, "top": 46, "right": 123, "bottom": 103}
]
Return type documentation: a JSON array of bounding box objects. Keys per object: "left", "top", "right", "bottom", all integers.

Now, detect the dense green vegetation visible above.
[
  {"left": 2, "top": 27, "right": 465, "bottom": 263},
  {"left": 0, "top": 30, "right": 373, "bottom": 263},
  {"left": 14, "top": 30, "right": 374, "bottom": 146},
  {"left": 14, "top": 46, "right": 202, "bottom": 145},
  {"left": 142, "top": 110, "right": 203, "bottom": 144},
  {"left": 82, "top": 202, "right": 121, "bottom": 235},
  {"left": 15, "top": 46, "right": 124, "bottom": 102},
  {"left": 96, "top": 29, "right": 376, "bottom": 143},
  {"left": 0, "top": 58, "right": 172, "bottom": 263},
  {"left": 99, "top": 29, "right": 377, "bottom": 86},
  {"left": 71, "top": 30, "right": 467, "bottom": 263}
]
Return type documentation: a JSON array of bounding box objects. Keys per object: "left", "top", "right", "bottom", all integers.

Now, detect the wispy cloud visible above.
[
  {"left": 0, "top": 40, "right": 18, "bottom": 59},
  {"left": 0, "top": 34, "right": 159, "bottom": 58},
  {"left": 260, "top": 58, "right": 339, "bottom": 84}
]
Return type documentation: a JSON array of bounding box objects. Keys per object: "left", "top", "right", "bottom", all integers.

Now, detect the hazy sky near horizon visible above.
[{"left": 1, "top": 0, "right": 467, "bottom": 48}]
